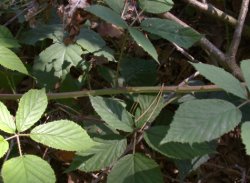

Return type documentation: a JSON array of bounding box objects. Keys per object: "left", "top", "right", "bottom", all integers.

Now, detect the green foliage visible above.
[
  {"left": 241, "top": 122, "right": 250, "bottom": 155},
  {"left": 138, "top": 0, "right": 174, "bottom": 14},
  {"left": 141, "top": 18, "right": 202, "bottom": 48},
  {"left": 0, "top": 46, "right": 29, "bottom": 76},
  {"left": 0, "top": 25, "right": 20, "bottom": 48},
  {"left": 0, "top": 89, "right": 94, "bottom": 182},
  {"left": 128, "top": 27, "right": 158, "bottom": 63},
  {"left": 1, "top": 155, "right": 56, "bottom": 183},
  {"left": 86, "top": 5, "right": 128, "bottom": 28},
  {"left": 162, "top": 99, "right": 242, "bottom": 143},
  {"left": 107, "top": 153, "right": 164, "bottom": 183},
  {"left": 120, "top": 58, "right": 157, "bottom": 86},
  {"left": 16, "top": 89, "right": 48, "bottom": 132},
  {"left": 0, "top": 101, "right": 16, "bottom": 134},
  {"left": 144, "top": 126, "right": 215, "bottom": 159},
  {"left": 1, "top": 0, "right": 250, "bottom": 182},
  {"left": 69, "top": 138, "right": 127, "bottom": 172},
  {"left": 0, "top": 136, "right": 9, "bottom": 158},
  {"left": 90, "top": 96, "right": 134, "bottom": 132},
  {"left": 30, "top": 120, "right": 94, "bottom": 151},
  {"left": 241, "top": 60, "right": 250, "bottom": 91},
  {"left": 191, "top": 62, "right": 247, "bottom": 99}
]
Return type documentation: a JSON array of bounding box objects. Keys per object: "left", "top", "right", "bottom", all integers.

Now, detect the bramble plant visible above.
[
  {"left": 0, "top": 89, "right": 94, "bottom": 183},
  {"left": 1, "top": 0, "right": 250, "bottom": 182}
]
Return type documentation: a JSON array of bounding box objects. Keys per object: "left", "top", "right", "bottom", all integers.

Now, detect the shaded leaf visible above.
[
  {"left": 128, "top": 27, "right": 158, "bottom": 63},
  {"left": 0, "top": 46, "right": 29, "bottom": 75},
  {"left": 241, "top": 121, "right": 250, "bottom": 155},
  {"left": 161, "top": 99, "right": 242, "bottom": 143},
  {"left": 16, "top": 89, "right": 47, "bottom": 132},
  {"left": 0, "top": 101, "right": 16, "bottom": 134},
  {"left": 144, "top": 126, "right": 216, "bottom": 159},
  {"left": 1, "top": 155, "right": 56, "bottom": 183},
  {"left": 30, "top": 120, "right": 95, "bottom": 151},
  {"left": 68, "top": 138, "right": 127, "bottom": 172},
  {"left": 141, "top": 18, "right": 202, "bottom": 48},
  {"left": 241, "top": 60, "right": 250, "bottom": 91},
  {"left": 107, "top": 153, "right": 164, "bottom": 183},
  {"left": 104, "top": 0, "right": 125, "bottom": 13},
  {"left": 0, "top": 25, "right": 20, "bottom": 48},
  {"left": 19, "top": 24, "right": 64, "bottom": 45},
  {"left": 138, "top": 0, "right": 173, "bottom": 14},
  {"left": 120, "top": 57, "right": 157, "bottom": 86},
  {"left": 77, "top": 28, "right": 106, "bottom": 53},
  {"left": 86, "top": 5, "right": 128, "bottom": 28},
  {"left": 33, "top": 43, "right": 84, "bottom": 80},
  {"left": 90, "top": 96, "right": 134, "bottom": 132},
  {"left": 192, "top": 62, "right": 247, "bottom": 99},
  {"left": 0, "top": 135, "right": 9, "bottom": 158}
]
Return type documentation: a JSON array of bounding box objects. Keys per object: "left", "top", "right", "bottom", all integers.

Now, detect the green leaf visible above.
[
  {"left": 0, "top": 135, "right": 9, "bottom": 158},
  {"left": 77, "top": 28, "right": 106, "bottom": 52},
  {"left": 120, "top": 57, "right": 157, "bottom": 86},
  {"left": 90, "top": 96, "right": 134, "bottom": 132},
  {"left": 128, "top": 27, "right": 158, "bottom": 63},
  {"left": 135, "top": 94, "right": 165, "bottom": 128},
  {"left": 241, "top": 60, "right": 250, "bottom": 91},
  {"left": 30, "top": 120, "right": 95, "bottom": 151},
  {"left": 0, "top": 25, "right": 20, "bottom": 48},
  {"left": 33, "top": 43, "right": 84, "bottom": 80},
  {"left": 144, "top": 126, "right": 215, "bottom": 159},
  {"left": 0, "top": 46, "right": 29, "bottom": 75},
  {"left": 1, "top": 155, "right": 56, "bottom": 183},
  {"left": 19, "top": 24, "right": 64, "bottom": 45},
  {"left": 69, "top": 138, "right": 127, "bottom": 172},
  {"left": 141, "top": 18, "right": 202, "bottom": 48},
  {"left": 138, "top": 0, "right": 174, "bottom": 14},
  {"left": 192, "top": 62, "right": 247, "bottom": 99},
  {"left": 16, "top": 89, "right": 48, "bottom": 132},
  {"left": 107, "top": 153, "right": 164, "bottom": 183},
  {"left": 0, "top": 101, "right": 16, "bottom": 133},
  {"left": 161, "top": 99, "right": 242, "bottom": 144},
  {"left": 241, "top": 121, "right": 250, "bottom": 155},
  {"left": 86, "top": 5, "right": 128, "bottom": 28},
  {"left": 94, "top": 46, "right": 116, "bottom": 62},
  {"left": 104, "top": 0, "right": 125, "bottom": 13}
]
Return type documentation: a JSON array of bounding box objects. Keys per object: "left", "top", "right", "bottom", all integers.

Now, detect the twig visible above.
[
  {"left": 226, "top": 0, "right": 250, "bottom": 79},
  {"left": 182, "top": 0, "right": 250, "bottom": 38}
]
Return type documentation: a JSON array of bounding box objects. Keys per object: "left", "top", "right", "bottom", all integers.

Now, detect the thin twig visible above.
[
  {"left": 182, "top": 0, "right": 250, "bottom": 38},
  {"left": 226, "top": 0, "right": 250, "bottom": 79}
]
